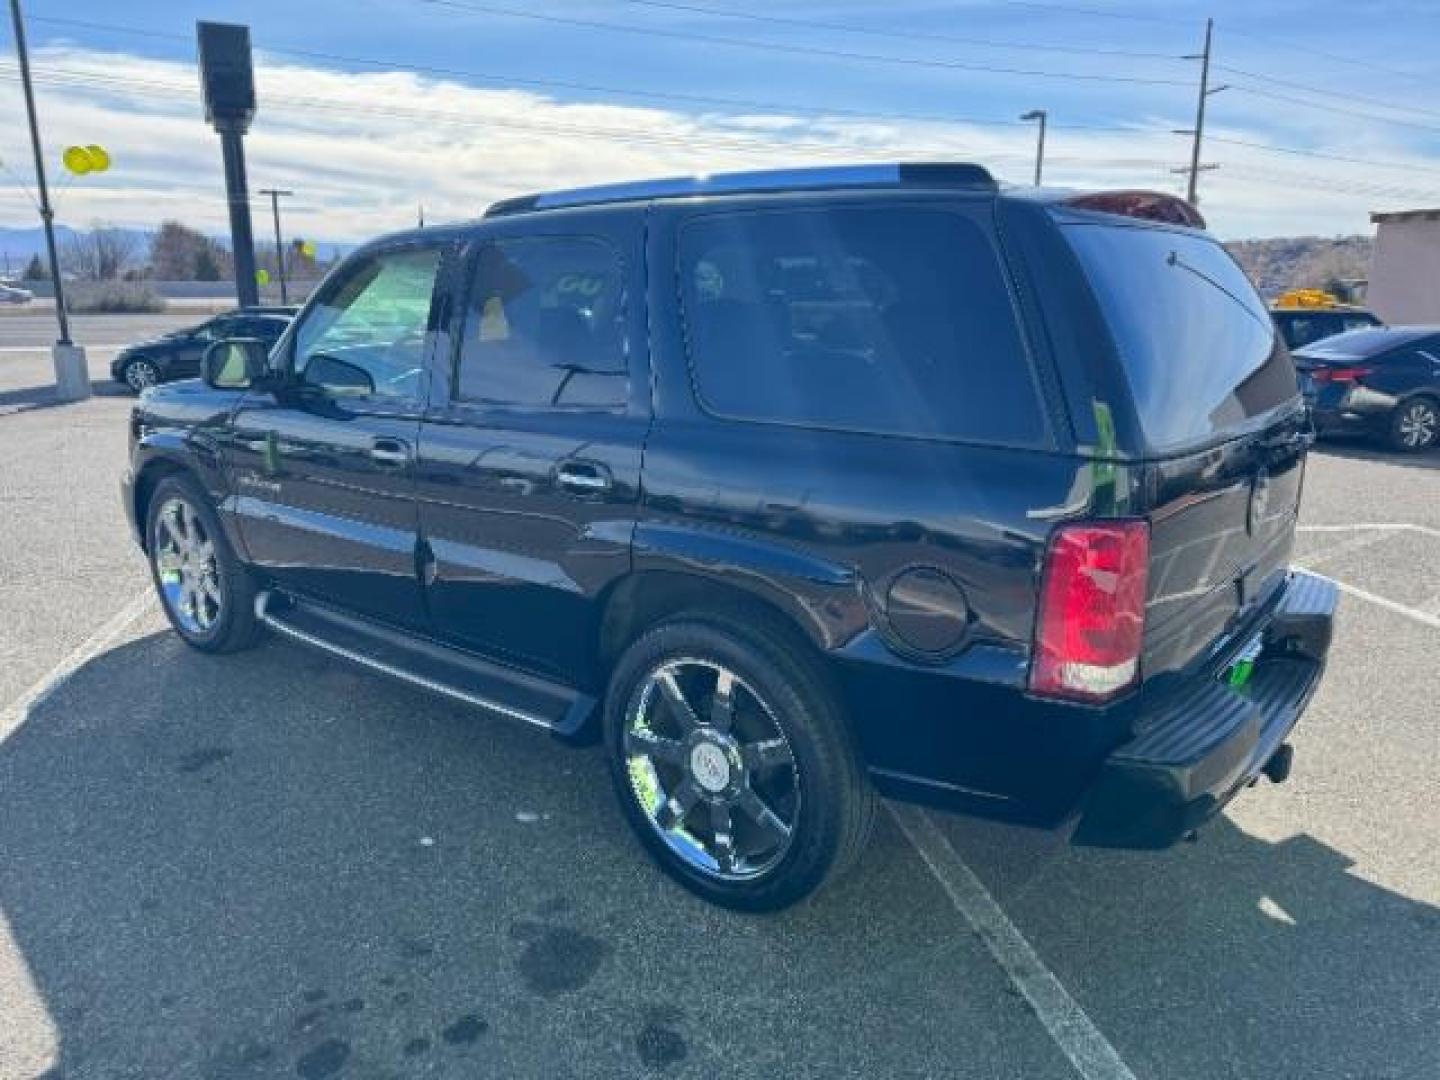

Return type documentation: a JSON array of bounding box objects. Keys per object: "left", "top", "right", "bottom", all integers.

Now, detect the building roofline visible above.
[{"left": 1370, "top": 208, "right": 1440, "bottom": 224}]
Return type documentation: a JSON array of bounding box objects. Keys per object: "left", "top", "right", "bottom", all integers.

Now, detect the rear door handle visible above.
[
  {"left": 555, "top": 460, "right": 612, "bottom": 494},
  {"left": 369, "top": 437, "right": 411, "bottom": 466}
]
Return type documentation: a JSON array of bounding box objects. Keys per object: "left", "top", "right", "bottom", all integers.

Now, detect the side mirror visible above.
[{"left": 202, "top": 338, "right": 271, "bottom": 390}]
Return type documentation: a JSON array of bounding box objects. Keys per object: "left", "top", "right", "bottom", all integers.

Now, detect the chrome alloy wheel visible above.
[
  {"left": 153, "top": 497, "right": 222, "bottom": 634},
  {"left": 123, "top": 358, "right": 159, "bottom": 392},
  {"left": 623, "top": 658, "right": 800, "bottom": 881},
  {"left": 1397, "top": 400, "right": 1437, "bottom": 448}
]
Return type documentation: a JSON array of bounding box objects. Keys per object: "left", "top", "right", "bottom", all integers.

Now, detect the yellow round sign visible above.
[
  {"left": 85, "top": 145, "right": 111, "bottom": 173},
  {"left": 256, "top": 268, "right": 271, "bottom": 286},
  {"left": 62, "top": 146, "right": 92, "bottom": 175},
  {"left": 300, "top": 240, "right": 317, "bottom": 259}
]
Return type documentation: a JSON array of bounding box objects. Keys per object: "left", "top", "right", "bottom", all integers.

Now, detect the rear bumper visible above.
[
  {"left": 1307, "top": 385, "right": 1397, "bottom": 434},
  {"left": 1072, "top": 571, "right": 1338, "bottom": 849}
]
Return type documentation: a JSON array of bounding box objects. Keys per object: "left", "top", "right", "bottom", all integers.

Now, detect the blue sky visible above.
[{"left": 3, "top": 0, "right": 1440, "bottom": 240}]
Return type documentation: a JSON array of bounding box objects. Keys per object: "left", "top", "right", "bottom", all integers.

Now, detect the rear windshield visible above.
[
  {"left": 678, "top": 206, "right": 1047, "bottom": 446},
  {"left": 1064, "top": 222, "right": 1297, "bottom": 453}
]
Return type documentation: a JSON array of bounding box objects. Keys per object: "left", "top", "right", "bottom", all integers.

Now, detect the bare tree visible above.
[{"left": 62, "top": 223, "right": 141, "bottom": 281}]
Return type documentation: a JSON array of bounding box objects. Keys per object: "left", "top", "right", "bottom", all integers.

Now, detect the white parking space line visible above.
[
  {"left": 0, "top": 588, "right": 155, "bottom": 745},
  {"left": 1330, "top": 579, "right": 1440, "bottom": 631},
  {"left": 1299, "top": 522, "right": 1440, "bottom": 541},
  {"left": 889, "top": 804, "right": 1139, "bottom": 1080},
  {"left": 1295, "top": 523, "right": 1440, "bottom": 630}
]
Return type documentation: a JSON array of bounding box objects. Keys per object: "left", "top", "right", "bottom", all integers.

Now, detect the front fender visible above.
[{"left": 127, "top": 399, "right": 245, "bottom": 558}]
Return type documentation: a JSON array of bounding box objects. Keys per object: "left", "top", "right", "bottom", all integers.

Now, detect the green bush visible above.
[{"left": 68, "top": 281, "right": 167, "bottom": 314}]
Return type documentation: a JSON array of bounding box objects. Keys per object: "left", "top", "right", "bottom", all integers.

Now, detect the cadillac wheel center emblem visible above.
[{"left": 1248, "top": 468, "right": 1271, "bottom": 536}]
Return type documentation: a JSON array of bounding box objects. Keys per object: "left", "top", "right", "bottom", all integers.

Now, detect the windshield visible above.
[{"left": 1064, "top": 221, "right": 1298, "bottom": 453}]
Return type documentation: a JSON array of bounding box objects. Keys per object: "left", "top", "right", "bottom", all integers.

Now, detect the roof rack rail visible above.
[{"left": 484, "top": 162, "right": 996, "bottom": 217}]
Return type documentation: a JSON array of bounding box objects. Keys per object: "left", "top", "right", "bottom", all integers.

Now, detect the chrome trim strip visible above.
[{"left": 255, "top": 592, "right": 557, "bottom": 731}]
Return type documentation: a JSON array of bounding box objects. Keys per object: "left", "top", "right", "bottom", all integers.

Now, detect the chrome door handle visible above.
[
  {"left": 370, "top": 438, "right": 410, "bottom": 466},
  {"left": 555, "top": 461, "right": 612, "bottom": 494}
]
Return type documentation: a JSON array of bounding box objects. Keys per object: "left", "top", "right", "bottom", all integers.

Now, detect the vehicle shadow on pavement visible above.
[
  {"left": 1313, "top": 438, "right": 1440, "bottom": 472},
  {"left": 939, "top": 802, "right": 1440, "bottom": 1079},
  {"left": 1, "top": 630, "right": 1081, "bottom": 1080},
  {"left": 0, "top": 382, "right": 128, "bottom": 417}
]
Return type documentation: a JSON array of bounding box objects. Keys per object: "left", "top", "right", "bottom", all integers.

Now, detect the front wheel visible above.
[
  {"left": 1389, "top": 397, "right": 1438, "bottom": 452},
  {"left": 604, "top": 618, "right": 874, "bottom": 911},
  {"left": 120, "top": 356, "right": 161, "bottom": 394},
  {"left": 146, "top": 475, "right": 264, "bottom": 653}
]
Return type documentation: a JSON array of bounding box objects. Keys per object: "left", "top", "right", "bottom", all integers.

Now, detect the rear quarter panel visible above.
[{"left": 639, "top": 194, "right": 1124, "bottom": 809}]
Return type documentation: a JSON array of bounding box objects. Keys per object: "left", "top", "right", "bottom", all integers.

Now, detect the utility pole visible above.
[
  {"left": 1020, "top": 109, "right": 1047, "bottom": 187},
  {"left": 10, "top": 0, "right": 90, "bottom": 398},
  {"left": 259, "top": 187, "right": 293, "bottom": 303},
  {"left": 1177, "top": 18, "right": 1228, "bottom": 206}
]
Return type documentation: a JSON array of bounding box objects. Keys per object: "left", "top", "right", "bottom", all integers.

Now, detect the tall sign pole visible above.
[
  {"left": 10, "top": 0, "right": 90, "bottom": 398},
  {"left": 197, "top": 22, "right": 259, "bottom": 308}
]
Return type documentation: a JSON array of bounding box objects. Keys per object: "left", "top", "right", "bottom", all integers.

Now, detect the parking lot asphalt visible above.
[{"left": 2, "top": 336, "right": 1437, "bottom": 1080}]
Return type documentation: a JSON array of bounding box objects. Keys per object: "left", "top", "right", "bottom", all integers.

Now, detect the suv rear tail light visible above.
[
  {"left": 1310, "top": 365, "right": 1373, "bottom": 384},
  {"left": 1031, "top": 520, "right": 1149, "bottom": 702}
]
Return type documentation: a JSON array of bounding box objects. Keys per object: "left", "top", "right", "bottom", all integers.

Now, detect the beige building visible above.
[{"left": 1368, "top": 209, "right": 1440, "bottom": 324}]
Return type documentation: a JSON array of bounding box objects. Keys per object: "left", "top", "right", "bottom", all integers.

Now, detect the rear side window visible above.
[
  {"left": 1064, "top": 223, "right": 1296, "bottom": 452},
  {"left": 678, "top": 207, "right": 1045, "bottom": 445},
  {"left": 456, "top": 236, "right": 628, "bottom": 410}
]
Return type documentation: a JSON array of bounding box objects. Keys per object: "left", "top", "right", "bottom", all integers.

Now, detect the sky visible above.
[{"left": 2, "top": 0, "right": 1440, "bottom": 244}]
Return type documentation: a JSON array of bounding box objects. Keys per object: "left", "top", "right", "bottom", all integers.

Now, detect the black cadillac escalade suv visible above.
[{"left": 123, "top": 164, "right": 1338, "bottom": 911}]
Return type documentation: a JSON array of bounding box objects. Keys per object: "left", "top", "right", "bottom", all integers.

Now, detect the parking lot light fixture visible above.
[{"left": 9, "top": 0, "right": 90, "bottom": 400}]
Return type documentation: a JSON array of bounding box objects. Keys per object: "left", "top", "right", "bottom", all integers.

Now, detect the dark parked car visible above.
[
  {"left": 122, "top": 164, "right": 1337, "bottom": 910},
  {"left": 1272, "top": 306, "right": 1382, "bottom": 351},
  {"left": 1294, "top": 326, "right": 1440, "bottom": 451},
  {"left": 111, "top": 308, "right": 294, "bottom": 393}
]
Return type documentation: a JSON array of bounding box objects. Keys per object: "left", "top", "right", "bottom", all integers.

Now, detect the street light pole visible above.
[
  {"left": 1021, "top": 109, "right": 1047, "bottom": 187},
  {"left": 259, "top": 188, "right": 293, "bottom": 304},
  {"left": 9, "top": 0, "right": 90, "bottom": 398}
]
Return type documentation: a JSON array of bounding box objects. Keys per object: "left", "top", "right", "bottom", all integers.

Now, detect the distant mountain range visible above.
[
  {"left": 1224, "top": 236, "right": 1374, "bottom": 301},
  {"left": 2, "top": 224, "right": 1375, "bottom": 300},
  {"left": 0, "top": 225, "right": 346, "bottom": 276}
]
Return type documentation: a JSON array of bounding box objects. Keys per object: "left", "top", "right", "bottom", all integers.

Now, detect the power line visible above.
[
  {"left": 606, "top": 0, "right": 1183, "bottom": 60},
  {"left": 1225, "top": 84, "right": 1440, "bottom": 136},
  {"left": 1219, "top": 25, "right": 1431, "bottom": 84},
  {"left": 409, "top": 0, "right": 1194, "bottom": 86},
  {"left": 1215, "top": 63, "right": 1440, "bottom": 124},
  {"left": 24, "top": 14, "right": 1158, "bottom": 135},
  {"left": 992, "top": 2, "right": 1194, "bottom": 28},
  {"left": 0, "top": 65, "right": 1189, "bottom": 179},
  {"left": 1209, "top": 137, "right": 1440, "bottom": 179},
  {"left": 17, "top": 18, "right": 1440, "bottom": 190}
]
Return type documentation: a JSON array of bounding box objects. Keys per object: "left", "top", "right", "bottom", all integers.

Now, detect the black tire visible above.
[
  {"left": 1388, "top": 396, "right": 1438, "bottom": 453},
  {"left": 145, "top": 474, "right": 264, "bottom": 653},
  {"left": 603, "top": 615, "right": 875, "bottom": 912},
  {"left": 119, "top": 355, "right": 161, "bottom": 394}
]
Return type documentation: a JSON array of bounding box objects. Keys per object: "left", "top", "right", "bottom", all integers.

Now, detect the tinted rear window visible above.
[
  {"left": 678, "top": 206, "right": 1045, "bottom": 445},
  {"left": 1064, "top": 222, "right": 1297, "bottom": 452}
]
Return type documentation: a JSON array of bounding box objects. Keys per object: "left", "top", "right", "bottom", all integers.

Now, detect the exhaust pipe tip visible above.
[{"left": 1262, "top": 743, "right": 1294, "bottom": 785}]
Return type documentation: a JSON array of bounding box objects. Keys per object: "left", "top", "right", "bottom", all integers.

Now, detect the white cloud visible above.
[{"left": 2, "top": 44, "right": 1439, "bottom": 242}]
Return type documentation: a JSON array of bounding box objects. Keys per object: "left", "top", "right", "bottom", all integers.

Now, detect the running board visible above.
[{"left": 254, "top": 590, "right": 596, "bottom": 736}]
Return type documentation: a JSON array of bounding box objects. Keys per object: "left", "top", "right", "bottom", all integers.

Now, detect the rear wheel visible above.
[
  {"left": 1389, "top": 397, "right": 1438, "bottom": 452},
  {"left": 120, "top": 356, "right": 160, "bottom": 394},
  {"left": 146, "top": 475, "right": 263, "bottom": 653},
  {"left": 604, "top": 617, "right": 874, "bottom": 911}
]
